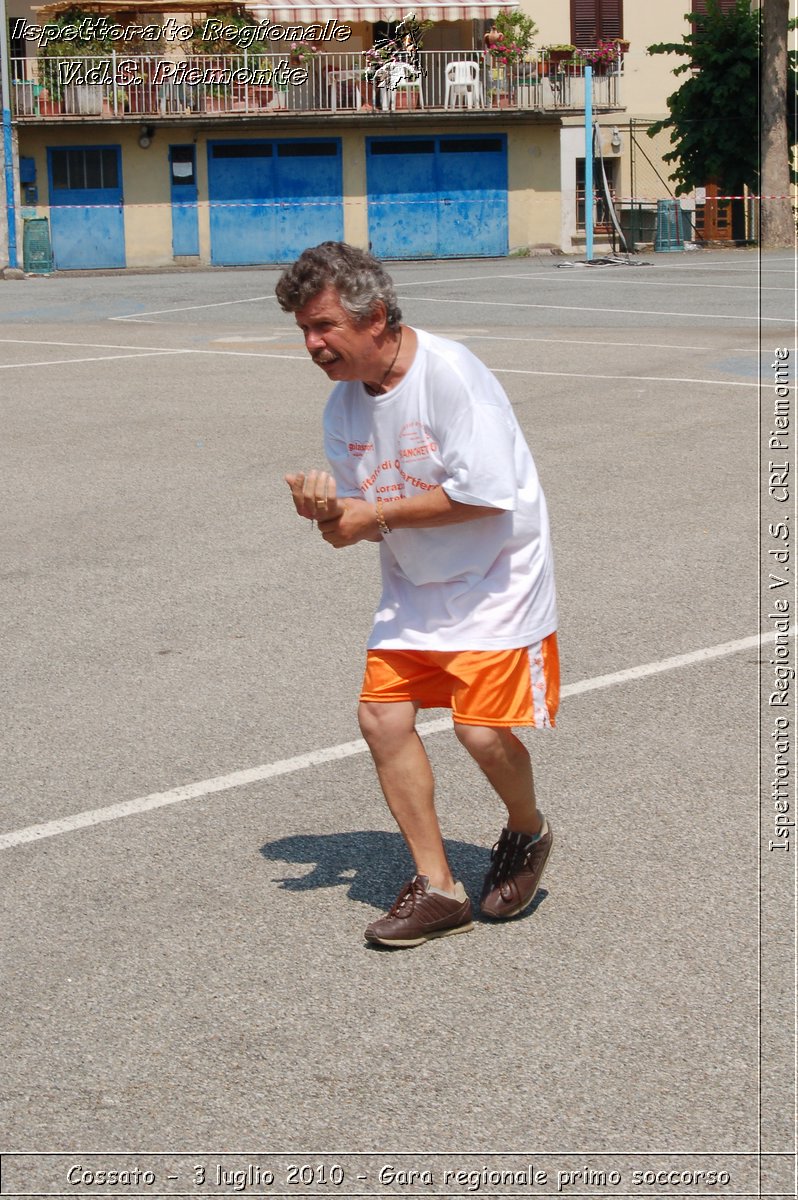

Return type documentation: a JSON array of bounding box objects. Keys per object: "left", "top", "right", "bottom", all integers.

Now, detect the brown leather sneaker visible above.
[
  {"left": 480, "top": 817, "right": 553, "bottom": 919},
  {"left": 365, "top": 876, "right": 473, "bottom": 947}
]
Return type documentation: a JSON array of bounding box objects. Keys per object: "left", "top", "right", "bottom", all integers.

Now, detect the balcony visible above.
[{"left": 11, "top": 50, "right": 622, "bottom": 121}]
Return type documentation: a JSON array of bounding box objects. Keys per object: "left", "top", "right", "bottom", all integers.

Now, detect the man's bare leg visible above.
[
  {"left": 454, "top": 724, "right": 542, "bottom": 834},
  {"left": 358, "top": 700, "right": 456, "bottom": 892}
]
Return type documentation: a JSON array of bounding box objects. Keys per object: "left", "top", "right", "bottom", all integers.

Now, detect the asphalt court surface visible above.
[{"left": 0, "top": 250, "right": 794, "bottom": 1170}]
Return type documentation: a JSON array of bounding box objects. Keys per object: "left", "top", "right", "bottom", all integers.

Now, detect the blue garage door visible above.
[
  {"left": 367, "top": 134, "right": 507, "bottom": 259},
  {"left": 207, "top": 138, "right": 343, "bottom": 265},
  {"left": 48, "top": 146, "right": 125, "bottom": 270}
]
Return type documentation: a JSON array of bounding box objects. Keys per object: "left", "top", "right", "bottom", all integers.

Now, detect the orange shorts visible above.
[{"left": 359, "top": 633, "right": 559, "bottom": 728}]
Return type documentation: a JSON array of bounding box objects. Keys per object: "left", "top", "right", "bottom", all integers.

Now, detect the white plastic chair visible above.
[
  {"left": 374, "top": 60, "right": 424, "bottom": 111},
  {"left": 444, "top": 61, "right": 482, "bottom": 109}
]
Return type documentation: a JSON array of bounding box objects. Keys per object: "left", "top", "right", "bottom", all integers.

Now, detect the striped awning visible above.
[
  {"left": 34, "top": 0, "right": 514, "bottom": 16},
  {"left": 250, "top": 0, "right": 515, "bottom": 19}
]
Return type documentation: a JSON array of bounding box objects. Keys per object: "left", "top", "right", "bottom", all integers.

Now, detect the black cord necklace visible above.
[{"left": 364, "top": 327, "right": 403, "bottom": 396}]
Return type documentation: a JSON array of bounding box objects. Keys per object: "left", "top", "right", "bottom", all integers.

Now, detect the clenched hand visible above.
[{"left": 284, "top": 470, "right": 380, "bottom": 547}]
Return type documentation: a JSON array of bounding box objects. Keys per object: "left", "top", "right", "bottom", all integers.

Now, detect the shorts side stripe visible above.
[{"left": 528, "top": 634, "right": 559, "bottom": 728}]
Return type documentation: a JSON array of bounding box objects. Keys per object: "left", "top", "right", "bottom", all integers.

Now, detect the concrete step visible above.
[{"left": 570, "top": 231, "right": 618, "bottom": 254}]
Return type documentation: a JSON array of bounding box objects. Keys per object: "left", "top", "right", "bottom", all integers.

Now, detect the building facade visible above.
[{"left": 1, "top": 0, "right": 725, "bottom": 269}]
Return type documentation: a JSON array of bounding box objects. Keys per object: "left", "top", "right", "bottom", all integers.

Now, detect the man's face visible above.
[{"left": 294, "top": 286, "right": 383, "bottom": 382}]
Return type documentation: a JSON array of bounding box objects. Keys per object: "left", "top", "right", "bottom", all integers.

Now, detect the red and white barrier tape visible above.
[
  {"left": 24, "top": 195, "right": 795, "bottom": 211},
  {"left": 28, "top": 198, "right": 473, "bottom": 209},
  {"left": 621, "top": 194, "right": 794, "bottom": 202}
]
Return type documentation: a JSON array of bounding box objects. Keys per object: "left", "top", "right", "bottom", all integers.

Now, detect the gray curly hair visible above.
[{"left": 275, "top": 242, "right": 402, "bottom": 328}]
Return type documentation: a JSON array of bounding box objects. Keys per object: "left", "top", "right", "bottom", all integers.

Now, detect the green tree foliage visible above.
[
  {"left": 37, "top": 6, "right": 164, "bottom": 99},
  {"left": 490, "top": 8, "right": 538, "bottom": 54},
  {"left": 647, "top": 0, "right": 795, "bottom": 196},
  {"left": 191, "top": 9, "right": 262, "bottom": 55}
]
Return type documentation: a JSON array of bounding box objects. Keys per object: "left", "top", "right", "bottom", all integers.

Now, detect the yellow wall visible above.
[
  {"left": 18, "top": 118, "right": 570, "bottom": 265},
  {"left": 19, "top": 124, "right": 178, "bottom": 266},
  {"left": 519, "top": 0, "right": 705, "bottom": 118},
  {"left": 339, "top": 130, "right": 367, "bottom": 246},
  {"left": 507, "top": 124, "right": 562, "bottom": 249}
]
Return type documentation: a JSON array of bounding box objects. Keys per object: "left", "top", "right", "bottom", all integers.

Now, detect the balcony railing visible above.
[{"left": 11, "top": 50, "right": 621, "bottom": 119}]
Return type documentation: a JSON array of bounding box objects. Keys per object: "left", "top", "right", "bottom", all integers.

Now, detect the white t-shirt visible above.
[{"left": 323, "top": 328, "right": 557, "bottom": 651}]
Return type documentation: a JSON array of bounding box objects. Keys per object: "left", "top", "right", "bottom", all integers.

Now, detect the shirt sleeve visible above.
[
  {"left": 322, "top": 392, "right": 363, "bottom": 500},
  {"left": 431, "top": 372, "right": 518, "bottom": 511}
]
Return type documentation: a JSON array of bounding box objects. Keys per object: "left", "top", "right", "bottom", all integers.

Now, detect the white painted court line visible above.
[
  {"left": 0, "top": 338, "right": 193, "bottom": 353},
  {"left": 0, "top": 351, "right": 190, "bottom": 371},
  {"left": 464, "top": 334, "right": 761, "bottom": 353},
  {"left": 0, "top": 337, "right": 759, "bottom": 386},
  {"left": 104, "top": 277, "right": 533, "bottom": 321},
  {"left": 0, "top": 631, "right": 767, "bottom": 852},
  {"left": 109, "top": 294, "right": 277, "bottom": 322},
  {"left": 98, "top": 262, "right": 780, "bottom": 327},
  {"left": 170, "top": 349, "right": 307, "bottom": 360},
  {"left": 405, "top": 295, "right": 785, "bottom": 323},
  {"left": 651, "top": 256, "right": 792, "bottom": 269},
  {"left": 394, "top": 266, "right": 773, "bottom": 292},
  {"left": 90, "top": 263, "right": 785, "bottom": 329},
  {"left": 409, "top": 262, "right": 781, "bottom": 281},
  {"left": 0, "top": 332, "right": 748, "bottom": 355},
  {"left": 0, "top": 348, "right": 755, "bottom": 387},
  {"left": 394, "top": 268, "right": 761, "bottom": 289},
  {"left": 493, "top": 367, "right": 759, "bottom": 388},
  {"left": 3, "top": 332, "right": 760, "bottom": 358},
  {"left": 510, "top": 273, "right": 786, "bottom": 293},
  {"left": 0, "top": 336, "right": 307, "bottom": 368}
]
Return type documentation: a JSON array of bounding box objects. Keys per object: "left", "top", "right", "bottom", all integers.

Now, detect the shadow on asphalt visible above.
[{"left": 259, "top": 830, "right": 548, "bottom": 920}]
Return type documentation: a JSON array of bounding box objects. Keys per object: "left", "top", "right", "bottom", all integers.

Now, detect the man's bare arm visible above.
[
  {"left": 319, "top": 484, "right": 503, "bottom": 548},
  {"left": 287, "top": 469, "right": 503, "bottom": 547},
  {"left": 377, "top": 487, "right": 503, "bottom": 530}
]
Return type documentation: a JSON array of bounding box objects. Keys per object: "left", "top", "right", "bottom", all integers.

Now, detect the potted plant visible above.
[
  {"left": 38, "top": 87, "right": 63, "bottom": 115},
  {"left": 36, "top": 8, "right": 106, "bottom": 108},
  {"left": 191, "top": 10, "right": 262, "bottom": 53},
  {"left": 285, "top": 40, "right": 317, "bottom": 108},
  {"left": 576, "top": 39, "right": 621, "bottom": 74},
  {"left": 483, "top": 8, "right": 537, "bottom": 65},
  {"left": 247, "top": 81, "right": 272, "bottom": 108},
  {"left": 482, "top": 6, "right": 537, "bottom": 79},
  {"left": 289, "top": 40, "right": 318, "bottom": 67},
  {"left": 205, "top": 85, "right": 229, "bottom": 112},
  {"left": 38, "top": 5, "right": 162, "bottom": 108},
  {"left": 99, "top": 85, "right": 126, "bottom": 116},
  {"left": 515, "top": 53, "right": 540, "bottom": 104},
  {"left": 192, "top": 8, "right": 261, "bottom": 110},
  {"left": 544, "top": 43, "right": 576, "bottom": 64},
  {"left": 482, "top": 10, "right": 536, "bottom": 105}
]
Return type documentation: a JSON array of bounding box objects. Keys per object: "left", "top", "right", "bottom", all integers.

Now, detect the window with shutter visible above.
[
  {"left": 691, "top": 0, "right": 737, "bottom": 12},
  {"left": 571, "top": 0, "right": 623, "bottom": 46}
]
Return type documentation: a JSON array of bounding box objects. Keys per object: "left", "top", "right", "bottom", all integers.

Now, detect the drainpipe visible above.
[
  {"left": 0, "top": 0, "right": 19, "bottom": 268},
  {"left": 584, "top": 64, "right": 593, "bottom": 262}
]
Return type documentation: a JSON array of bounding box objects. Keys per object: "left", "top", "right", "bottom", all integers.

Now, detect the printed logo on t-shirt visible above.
[
  {"left": 352, "top": 418, "right": 441, "bottom": 502},
  {"left": 359, "top": 457, "right": 438, "bottom": 499},
  {"left": 398, "top": 420, "right": 438, "bottom": 461}
]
